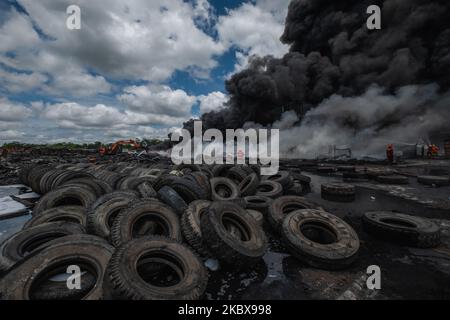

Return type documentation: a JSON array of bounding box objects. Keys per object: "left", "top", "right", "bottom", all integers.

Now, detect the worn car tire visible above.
[
  {"left": 321, "top": 183, "right": 356, "bottom": 203},
  {"left": 181, "top": 200, "right": 212, "bottom": 257},
  {"left": 23, "top": 206, "right": 86, "bottom": 229},
  {"left": 212, "top": 164, "right": 232, "bottom": 177},
  {"left": 256, "top": 181, "right": 283, "bottom": 199},
  {"left": 244, "top": 196, "right": 272, "bottom": 215},
  {"left": 30, "top": 272, "right": 97, "bottom": 300},
  {"left": 238, "top": 173, "right": 259, "bottom": 197},
  {"left": 247, "top": 209, "right": 264, "bottom": 226},
  {"left": 33, "top": 185, "right": 97, "bottom": 216},
  {"left": 111, "top": 200, "right": 182, "bottom": 247},
  {"left": 62, "top": 178, "right": 113, "bottom": 197},
  {"left": 87, "top": 192, "right": 139, "bottom": 240},
  {"left": 321, "top": 183, "right": 356, "bottom": 196},
  {"left": 0, "top": 234, "right": 113, "bottom": 300},
  {"left": 285, "top": 183, "right": 303, "bottom": 196},
  {"left": 263, "top": 171, "right": 293, "bottom": 190},
  {"left": 417, "top": 175, "right": 450, "bottom": 187},
  {"left": 0, "top": 222, "right": 85, "bottom": 274},
  {"left": 200, "top": 201, "right": 267, "bottom": 265},
  {"left": 29, "top": 165, "right": 54, "bottom": 194},
  {"left": 362, "top": 211, "right": 441, "bottom": 248},
  {"left": 268, "top": 196, "right": 322, "bottom": 232},
  {"left": 210, "top": 177, "right": 240, "bottom": 201},
  {"left": 157, "top": 186, "right": 188, "bottom": 216},
  {"left": 106, "top": 237, "right": 208, "bottom": 300},
  {"left": 282, "top": 209, "right": 360, "bottom": 270},
  {"left": 169, "top": 177, "right": 209, "bottom": 202},
  {"left": 227, "top": 166, "right": 248, "bottom": 184}
]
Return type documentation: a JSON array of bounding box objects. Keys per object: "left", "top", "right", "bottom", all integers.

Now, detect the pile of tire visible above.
[{"left": 0, "top": 163, "right": 361, "bottom": 300}]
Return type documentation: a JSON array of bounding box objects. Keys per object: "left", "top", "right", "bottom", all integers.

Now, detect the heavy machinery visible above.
[{"left": 99, "top": 139, "right": 148, "bottom": 156}]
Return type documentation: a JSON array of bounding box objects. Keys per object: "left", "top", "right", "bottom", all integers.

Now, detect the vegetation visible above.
[{"left": 1, "top": 139, "right": 167, "bottom": 150}]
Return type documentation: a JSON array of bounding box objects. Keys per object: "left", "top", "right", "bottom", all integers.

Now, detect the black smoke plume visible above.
[
  {"left": 191, "top": 0, "right": 450, "bottom": 124},
  {"left": 183, "top": 0, "right": 450, "bottom": 157}
]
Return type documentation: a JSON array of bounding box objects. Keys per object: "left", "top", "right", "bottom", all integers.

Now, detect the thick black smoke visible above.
[{"left": 191, "top": 0, "right": 450, "bottom": 134}]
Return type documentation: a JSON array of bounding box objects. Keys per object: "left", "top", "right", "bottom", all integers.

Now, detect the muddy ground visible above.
[{"left": 1, "top": 153, "right": 450, "bottom": 300}]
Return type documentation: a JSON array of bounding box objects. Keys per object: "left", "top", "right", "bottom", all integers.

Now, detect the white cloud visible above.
[
  {"left": 0, "top": 130, "right": 26, "bottom": 141},
  {"left": 216, "top": 0, "right": 289, "bottom": 75},
  {"left": 42, "top": 102, "right": 124, "bottom": 128},
  {"left": 118, "top": 85, "right": 196, "bottom": 117},
  {"left": 0, "top": 9, "right": 40, "bottom": 52},
  {"left": 0, "top": 69, "right": 48, "bottom": 93},
  {"left": 3, "top": 0, "right": 224, "bottom": 84},
  {"left": 0, "top": 98, "right": 32, "bottom": 121},
  {"left": 198, "top": 91, "right": 228, "bottom": 114}
]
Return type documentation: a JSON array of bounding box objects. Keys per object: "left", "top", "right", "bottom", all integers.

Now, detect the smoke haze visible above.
[{"left": 187, "top": 0, "right": 450, "bottom": 158}]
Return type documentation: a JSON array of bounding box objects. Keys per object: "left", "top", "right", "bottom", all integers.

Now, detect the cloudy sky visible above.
[{"left": 0, "top": 0, "right": 290, "bottom": 144}]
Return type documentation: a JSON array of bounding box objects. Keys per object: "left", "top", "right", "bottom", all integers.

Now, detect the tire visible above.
[
  {"left": 200, "top": 201, "right": 267, "bottom": 265},
  {"left": 376, "top": 175, "right": 409, "bottom": 185},
  {"left": 263, "top": 171, "right": 293, "bottom": 190},
  {"left": 153, "top": 174, "right": 179, "bottom": 191},
  {"left": 106, "top": 237, "right": 208, "bottom": 300},
  {"left": 39, "top": 169, "right": 65, "bottom": 195},
  {"left": 157, "top": 186, "right": 188, "bottom": 216},
  {"left": 417, "top": 175, "right": 450, "bottom": 187},
  {"left": 23, "top": 206, "right": 86, "bottom": 229},
  {"left": 30, "top": 272, "right": 97, "bottom": 300},
  {"left": 256, "top": 181, "right": 283, "bottom": 199},
  {"left": 184, "top": 172, "right": 211, "bottom": 199},
  {"left": 111, "top": 200, "right": 182, "bottom": 247},
  {"left": 247, "top": 210, "right": 264, "bottom": 226},
  {"left": 181, "top": 200, "right": 212, "bottom": 257},
  {"left": 291, "top": 172, "right": 311, "bottom": 185},
  {"left": 173, "top": 164, "right": 202, "bottom": 172},
  {"left": 119, "top": 176, "right": 157, "bottom": 193},
  {"left": 226, "top": 166, "right": 248, "bottom": 183},
  {"left": 32, "top": 185, "right": 97, "bottom": 216},
  {"left": 282, "top": 209, "right": 360, "bottom": 270},
  {"left": 62, "top": 178, "right": 113, "bottom": 197},
  {"left": 0, "top": 222, "right": 85, "bottom": 273},
  {"left": 268, "top": 196, "right": 322, "bottom": 232},
  {"left": 362, "top": 211, "right": 441, "bottom": 248},
  {"left": 0, "top": 234, "right": 113, "bottom": 300},
  {"left": 87, "top": 192, "right": 139, "bottom": 240},
  {"left": 19, "top": 164, "right": 34, "bottom": 186},
  {"left": 321, "top": 183, "right": 356, "bottom": 196},
  {"left": 249, "top": 165, "right": 261, "bottom": 179},
  {"left": 51, "top": 171, "right": 94, "bottom": 190},
  {"left": 238, "top": 173, "right": 259, "bottom": 197},
  {"left": 28, "top": 165, "right": 54, "bottom": 194},
  {"left": 285, "top": 183, "right": 303, "bottom": 196},
  {"left": 210, "top": 177, "right": 240, "bottom": 201},
  {"left": 244, "top": 196, "right": 272, "bottom": 215},
  {"left": 169, "top": 177, "right": 209, "bottom": 202},
  {"left": 212, "top": 164, "right": 232, "bottom": 177}
]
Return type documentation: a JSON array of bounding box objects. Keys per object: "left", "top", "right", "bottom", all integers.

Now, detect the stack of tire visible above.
[{"left": 0, "top": 163, "right": 363, "bottom": 300}]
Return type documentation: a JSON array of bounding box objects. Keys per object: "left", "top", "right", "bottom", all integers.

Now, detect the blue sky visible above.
[{"left": 0, "top": 0, "right": 290, "bottom": 143}]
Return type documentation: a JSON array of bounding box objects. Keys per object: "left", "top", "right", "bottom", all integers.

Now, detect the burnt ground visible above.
[{"left": 1, "top": 155, "right": 450, "bottom": 300}]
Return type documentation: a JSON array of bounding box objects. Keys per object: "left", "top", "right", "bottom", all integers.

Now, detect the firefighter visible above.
[
  {"left": 386, "top": 144, "right": 394, "bottom": 164},
  {"left": 427, "top": 144, "right": 439, "bottom": 158}
]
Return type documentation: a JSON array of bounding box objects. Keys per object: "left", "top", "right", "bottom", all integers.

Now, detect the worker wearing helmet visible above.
[{"left": 386, "top": 144, "right": 394, "bottom": 164}]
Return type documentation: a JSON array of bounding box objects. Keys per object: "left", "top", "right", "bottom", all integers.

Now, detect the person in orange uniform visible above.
[
  {"left": 427, "top": 144, "right": 439, "bottom": 158},
  {"left": 386, "top": 144, "right": 394, "bottom": 164}
]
